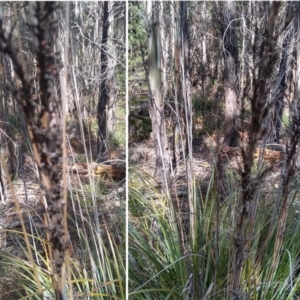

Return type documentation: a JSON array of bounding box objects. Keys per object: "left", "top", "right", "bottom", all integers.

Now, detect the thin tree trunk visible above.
[
  {"left": 173, "top": 1, "right": 185, "bottom": 171},
  {"left": 272, "top": 3, "right": 293, "bottom": 145},
  {"left": 147, "top": 0, "right": 171, "bottom": 183},
  {"left": 0, "top": 3, "right": 70, "bottom": 297},
  {"left": 107, "top": 2, "right": 117, "bottom": 133},
  {"left": 232, "top": 3, "right": 281, "bottom": 297},
  {"left": 181, "top": 0, "right": 195, "bottom": 259},
  {"left": 97, "top": 1, "right": 109, "bottom": 161},
  {"left": 0, "top": 50, "right": 16, "bottom": 189},
  {"left": 201, "top": 1, "right": 207, "bottom": 116},
  {"left": 222, "top": 1, "right": 240, "bottom": 147}
]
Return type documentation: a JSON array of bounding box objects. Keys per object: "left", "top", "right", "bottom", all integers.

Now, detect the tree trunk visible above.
[
  {"left": 147, "top": 0, "right": 171, "bottom": 183},
  {"left": 231, "top": 2, "right": 281, "bottom": 297},
  {"left": 272, "top": 3, "right": 293, "bottom": 145},
  {"left": 107, "top": 2, "right": 117, "bottom": 133},
  {"left": 0, "top": 3, "right": 69, "bottom": 297},
  {"left": 172, "top": 1, "right": 185, "bottom": 171},
  {"left": 222, "top": 1, "right": 240, "bottom": 147},
  {"left": 0, "top": 51, "right": 16, "bottom": 193},
  {"left": 97, "top": 1, "right": 109, "bottom": 161},
  {"left": 180, "top": 0, "right": 195, "bottom": 253}
]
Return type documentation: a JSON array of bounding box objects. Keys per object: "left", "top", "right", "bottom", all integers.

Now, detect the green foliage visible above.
[
  {"left": 8, "top": 114, "right": 21, "bottom": 137},
  {"left": 0, "top": 195, "right": 126, "bottom": 299},
  {"left": 193, "top": 97, "right": 222, "bottom": 116},
  {"left": 128, "top": 169, "right": 300, "bottom": 299},
  {"left": 129, "top": 187, "right": 149, "bottom": 218},
  {"left": 282, "top": 112, "right": 289, "bottom": 130},
  {"left": 109, "top": 104, "right": 126, "bottom": 148},
  {"left": 109, "top": 126, "right": 126, "bottom": 148},
  {"left": 193, "top": 97, "right": 222, "bottom": 135},
  {"left": 130, "top": 95, "right": 148, "bottom": 107},
  {"left": 128, "top": 2, "right": 147, "bottom": 73},
  {"left": 129, "top": 116, "right": 152, "bottom": 144},
  {"left": 117, "top": 70, "right": 126, "bottom": 97},
  {"left": 74, "top": 153, "right": 88, "bottom": 163},
  {"left": 85, "top": 118, "right": 98, "bottom": 139},
  {"left": 129, "top": 2, "right": 146, "bottom": 51}
]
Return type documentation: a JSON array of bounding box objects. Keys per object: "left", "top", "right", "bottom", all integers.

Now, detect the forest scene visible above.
[
  {"left": 0, "top": 2, "right": 126, "bottom": 299},
  {"left": 2, "top": 1, "right": 300, "bottom": 300},
  {"left": 129, "top": 1, "right": 300, "bottom": 299}
]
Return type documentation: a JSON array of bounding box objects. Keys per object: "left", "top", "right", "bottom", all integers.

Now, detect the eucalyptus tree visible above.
[
  {"left": 221, "top": 1, "right": 240, "bottom": 147},
  {"left": 146, "top": 0, "right": 171, "bottom": 182}
]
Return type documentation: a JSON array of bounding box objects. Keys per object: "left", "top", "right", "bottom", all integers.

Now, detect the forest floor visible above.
[
  {"left": 0, "top": 133, "right": 126, "bottom": 264},
  {"left": 128, "top": 123, "right": 300, "bottom": 231}
]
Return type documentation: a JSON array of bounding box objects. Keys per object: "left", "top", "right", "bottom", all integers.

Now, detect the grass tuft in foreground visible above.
[{"left": 128, "top": 168, "right": 300, "bottom": 299}]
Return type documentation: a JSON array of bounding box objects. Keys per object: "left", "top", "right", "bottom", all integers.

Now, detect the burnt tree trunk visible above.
[
  {"left": 0, "top": 3, "right": 68, "bottom": 298},
  {"left": 97, "top": 1, "right": 109, "bottom": 161},
  {"left": 231, "top": 2, "right": 281, "bottom": 297}
]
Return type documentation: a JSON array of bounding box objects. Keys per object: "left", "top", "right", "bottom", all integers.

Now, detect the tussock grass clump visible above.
[
  {"left": 128, "top": 168, "right": 300, "bottom": 299},
  {"left": 0, "top": 208, "right": 126, "bottom": 299}
]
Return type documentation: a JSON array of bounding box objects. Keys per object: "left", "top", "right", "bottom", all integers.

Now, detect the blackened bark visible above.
[
  {"left": 232, "top": 2, "right": 281, "bottom": 297},
  {"left": 97, "top": 1, "right": 109, "bottom": 161},
  {"left": 0, "top": 3, "right": 67, "bottom": 299}
]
